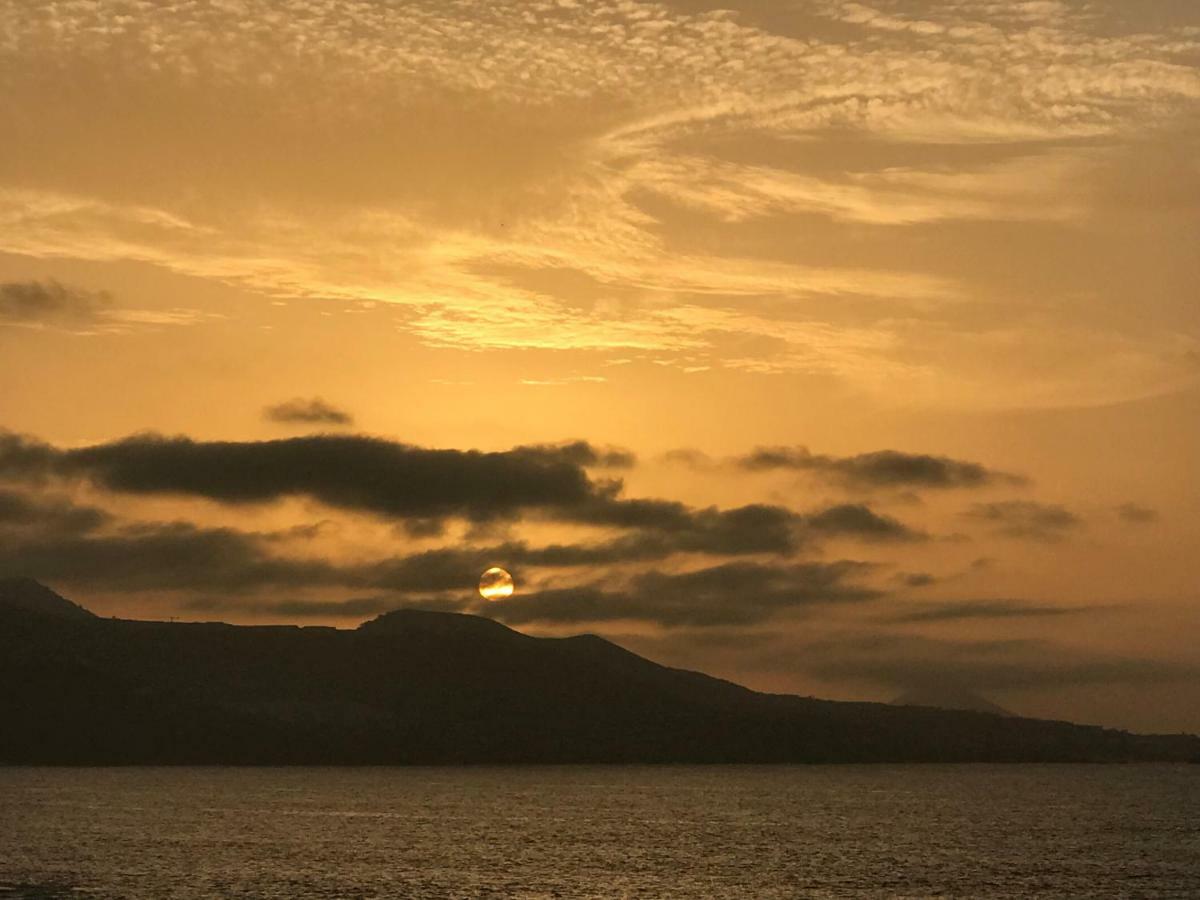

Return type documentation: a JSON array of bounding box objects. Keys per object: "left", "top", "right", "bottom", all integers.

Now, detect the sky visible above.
[{"left": 1, "top": 0, "right": 1198, "bottom": 733}]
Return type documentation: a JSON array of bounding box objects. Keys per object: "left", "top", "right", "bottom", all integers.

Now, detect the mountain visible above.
[
  {"left": 892, "top": 687, "right": 1015, "bottom": 718},
  {"left": 0, "top": 576, "right": 97, "bottom": 620},
  {"left": 2, "top": 583, "right": 1197, "bottom": 765}
]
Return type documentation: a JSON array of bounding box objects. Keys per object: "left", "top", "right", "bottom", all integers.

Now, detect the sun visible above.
[{"left": 478, "top": 567, "right": 514, "bottom": 601}]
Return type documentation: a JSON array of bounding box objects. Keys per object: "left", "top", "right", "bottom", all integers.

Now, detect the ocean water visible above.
[{"left": 1, "top": 766, "right": 1198, "bottom": 898}]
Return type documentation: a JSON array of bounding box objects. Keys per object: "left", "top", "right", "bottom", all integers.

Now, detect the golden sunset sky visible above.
[{"left": 1, "top": 0, "right": 1197, "bottom": 731}]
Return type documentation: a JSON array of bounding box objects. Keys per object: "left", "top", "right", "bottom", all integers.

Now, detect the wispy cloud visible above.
[
  {"left": 0, "top": 0, "right": 1197, "bottom": 405},
  {"left": 963, "top": 501, "right": 1083, "bottom": 541}
]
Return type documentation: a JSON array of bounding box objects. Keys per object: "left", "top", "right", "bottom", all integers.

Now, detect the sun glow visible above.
[{"left": 479, "top": 567, "right": 515, "bottom": 601}]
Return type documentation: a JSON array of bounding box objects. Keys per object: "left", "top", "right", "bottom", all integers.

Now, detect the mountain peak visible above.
[
  {"left": 357, "top": 607, "right": 526, "bottom": 641},
  {"left": 0, "top": 577, "right": 97, "bottom": 620}
]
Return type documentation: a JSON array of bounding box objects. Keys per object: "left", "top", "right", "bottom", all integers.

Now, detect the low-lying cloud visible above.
[
  {"left": 883, "top": 599, "right": 1103, "bottom": 624},
  {"left": 490, "top": 560, "right": 879, "bottom": 628},
  {"left": 738, "top": 446, "right": 1025, "bottom": 490},
  {"left": 963, "top": 501, "right": 1082, "bottom": 541},
  {"left": 264, "top": 398, "right": 355, "bottom": 427}
]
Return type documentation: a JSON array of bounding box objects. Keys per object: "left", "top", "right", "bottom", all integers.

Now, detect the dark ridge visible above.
[
  {"left": 0, "top": 577, "right": 96, "bottom": 620},
  {"left": 358, "top": 607, "right": 529, "bottom": 641},
  {"left": 1, "top": 581, "right": 1197, "bottom": 766},
  {"left": 892, "top": 687, "right": 1015, "bottom": 718}
]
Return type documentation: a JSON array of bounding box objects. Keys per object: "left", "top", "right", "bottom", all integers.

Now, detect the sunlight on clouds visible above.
[
  {"left": 0, "top": 0, "right": 1197, "bottom": 407},
  {"left": 630, "top": 151, "right": 1097, "bottom": 225}
]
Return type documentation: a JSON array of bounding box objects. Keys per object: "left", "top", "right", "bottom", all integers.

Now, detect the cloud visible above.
[
  {"left": 0, "top": 431, "right": 604, "bottom": 522},
  {"left": 565, "top": 497, "right": 924, "bottom": 549},
  {"left": 883, "top": 599, "right": 1103, "bottom": 624},
  {"left": 0, "top": 520, "right": 344, "bottom": 593},
  {"left": 0, "top": 279, "right": 216, "bottom": 334},
  {"left": 519, "top": 440, "right": 636, "bottom": 469},
  {"left": 893, "top": 572, "right": 938, "bottom": 588},
  {"left": 488, "top": 560, "right": 880, "bottom": 628},
  {"left": 658, "top": 448, "right": 716, "bottom": 469},
  {"left": 963, "top": 501, "right": 1083, "bottom": 541},
  {"left": 2, "top": 0, "right": 1195, "bottom": 407},
  {"left": 0, "top": 514, "right": 492, "bottom": 596},
  {"left": 1116, "top": 503, "right": 1160, "bottom": 525},
  {"left": 638, "top": 150, "right": 1096, "bottom": 226},
  {"left": 0, "top": 487, "right": 110, "bottom": 536},
  {"left": 0, "top": 498, "right": 908, "bottom": 600},
  {"left": 805, "top": 504, "right": 927, "bottom": 542},
  {"left": 263, "top": 398, "right": 354, "bottom": 427},
  {"left": 0, "top": 280, "right": 109, "bottom": 324},
  {"left": 0, "top": 486, "right": 885, "bottom": 625},
  {"left": 564, "top": 499, "right": 800, "bottom": 551},
  {"left": 0, "top": 429, "right": 935, "bottom": 562},
  {"left": 738, "top": 446, "right": 1025, "bottom": 490}
]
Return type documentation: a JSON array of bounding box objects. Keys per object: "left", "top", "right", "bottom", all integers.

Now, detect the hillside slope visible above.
[{"left": 2, "top": 582, "right": 1196, "bottom": 765}]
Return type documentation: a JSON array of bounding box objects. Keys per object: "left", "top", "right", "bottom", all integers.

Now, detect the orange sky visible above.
[{"left": 1, "top": 0, "right": 1198, "bottom": 732}]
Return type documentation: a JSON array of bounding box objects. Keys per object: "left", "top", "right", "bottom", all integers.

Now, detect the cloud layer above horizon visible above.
[{"left": 1, "top": 424, "right": 1187, "bottom": 722}]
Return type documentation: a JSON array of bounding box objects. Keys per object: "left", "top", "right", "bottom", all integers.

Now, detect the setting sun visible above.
[{"left": 478, "top": 567, "right": 515, "bottom": 602}]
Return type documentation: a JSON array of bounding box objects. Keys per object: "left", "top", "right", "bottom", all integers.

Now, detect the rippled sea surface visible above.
[{"left": 2, "top": 766, "right": 1198, "bottom": 898}]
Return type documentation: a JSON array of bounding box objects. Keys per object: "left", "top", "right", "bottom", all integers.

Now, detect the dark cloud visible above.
[
  {"left": 675, "top": 505, "right": 804, "bottom": 554},
  {"left": 568, "top": 498, "right": 922, "bottom": 550},
  {"left": 0, "top": 430, "right": 932, "bottom": 617},
  {"left": 523, "top": 440, "right": 636, "bottom": 469},
  {"left": 0, "top": 517, "right": 524, "bottom": 596},
  {"left": 805, "top": 503, "right": 926, "bottom": 542},
  {"left": 0, "top": 431, "right": 604, "bottom": 522},
  {"left": 0, "top": 479, "right": 910, "bottom": 600},
  {"left": 361, "top": 547, "right": 498, "bottom": 593},
  {"left": 0, "top": 430, "right": 59, "bottom": 481},
  {"left": 0, "top": 280, "right": 109, "bottom": 324},
  {"left": 0, "top": 507, "right": 880, "bottom": 626},
  {"left": 264, "top": 398, "right": 354, "bottom": 427},
  {"left": 893, "top": 572, "right": 938, "bottom": 588},
  {"left": 0, "top": 430, "right": 928, "bottom": 553},
  {"left": 488, "top": 560, "right": 879, "bottom": 628},
  {"left": 0, "top": 431, "right": 650, "bottom": 524},
  {"left": 883, "top": 599, "right": 1102, "bottom": 624},
  {"left": 564, "top": 495, "right": 694, "bottom": 530},
  {"left": 401, "top": 517, "right": 447, "bottom": 538},
  {"left": 1116, "top": 503, "right": 1159, "bottom": 524},
  {"left": 963, "top": 501, "right": 1082, "bottom": 541},
  {"left": 378, "top": 510, "right": 811, "bottom": 578},
  {"left": 0, "top": 488, "right": 110, "bottom": 536},
  {"left": 738, "top": 446, "right": 1025, "bottom": 490},
  {"left": 0, "top": 520, "right": 344, "bottom": 592}
]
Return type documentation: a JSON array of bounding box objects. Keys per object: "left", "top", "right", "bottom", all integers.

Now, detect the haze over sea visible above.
[{"left": 2, "top": 766, "right": 1198, "bottom": 898}]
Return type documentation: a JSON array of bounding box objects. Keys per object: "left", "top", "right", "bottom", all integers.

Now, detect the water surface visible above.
[{"left": 2, "top": 765, "right": 1197, "bottom": 898}]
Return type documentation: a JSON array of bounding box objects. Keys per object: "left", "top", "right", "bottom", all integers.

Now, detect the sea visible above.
[{"left": 1, "top": 765, "right": 1197, "bottom": 898}]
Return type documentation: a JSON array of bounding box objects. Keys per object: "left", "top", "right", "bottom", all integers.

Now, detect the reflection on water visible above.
[{"left": 2, "top": 765, "right": 1198, "bottom": 898}]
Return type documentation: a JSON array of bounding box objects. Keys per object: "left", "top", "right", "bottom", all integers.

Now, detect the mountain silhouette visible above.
[
  {"left": 892, "top": 686, "right": 1015, "bottom": 717},
  {"left": 0, "top": 576, "right": 97, "bottom": 620},
  {"left": 2, "top": 581, "right": 1197, "bottom": 765}
]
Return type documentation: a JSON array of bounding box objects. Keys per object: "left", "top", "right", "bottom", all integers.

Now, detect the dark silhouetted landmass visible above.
[
  {"left": 892, "top": 687, "right": 1015, "bottom": 718},
  {"left": 2, "top": 581, "right": 1197, "bottom": 765},
  {"left": 0, "top": 577, "right": 96, "bottom": 621}
]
